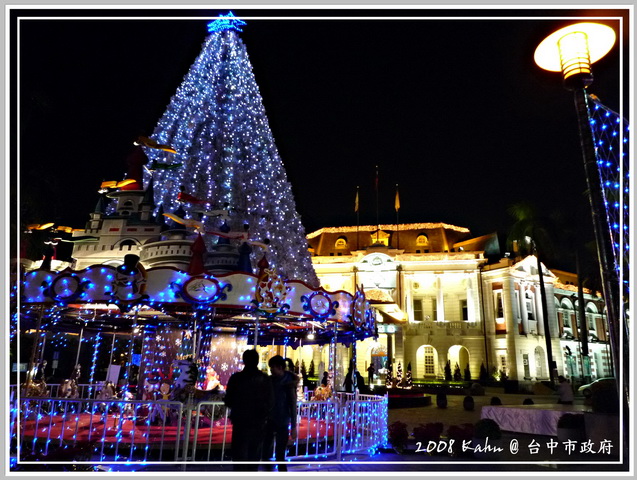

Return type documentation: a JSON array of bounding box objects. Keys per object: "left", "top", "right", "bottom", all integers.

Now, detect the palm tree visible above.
[{"left": 507, "top": 202, "right": 557, "bottom": 385}]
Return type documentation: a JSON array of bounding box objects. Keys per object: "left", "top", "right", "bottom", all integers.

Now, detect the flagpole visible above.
[
  {"left": 355, "top": 186, "right": 360, "bottom": 250},
  {"left": 395, "top": 184, "right": 400, "bottom": 250},
  {"left": 375, "top": 165, "right": 379, "bottom": 243}
]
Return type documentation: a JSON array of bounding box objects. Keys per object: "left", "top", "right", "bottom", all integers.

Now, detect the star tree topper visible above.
[{"left": 207, "top": 12, "right": 247, "bottom": 33}]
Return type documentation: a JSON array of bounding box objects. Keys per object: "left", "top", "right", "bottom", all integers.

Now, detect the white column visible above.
[
  {"left": 436, "top": 276, "right": 445, "bottom": 321},
  {"left": 535, "top": 286, "right": 545, "bottom": 335},
  {"left": 466, "top": 276, "right": 476, "bottom": 323},
  {"left": 520, "top": 283, "right": 529, "bottom": 333}
]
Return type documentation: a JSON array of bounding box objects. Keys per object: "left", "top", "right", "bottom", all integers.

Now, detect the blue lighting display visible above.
[
  {"left": 207, "top": 11, "right": 247, "bottom": 33},
  {"left": 588, "top": 95, "right": 630, "bottom": 299}
]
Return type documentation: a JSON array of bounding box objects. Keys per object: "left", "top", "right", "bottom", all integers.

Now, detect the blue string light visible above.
[{"left": 587, "top": 95, "right": 630, "bottom": 298}]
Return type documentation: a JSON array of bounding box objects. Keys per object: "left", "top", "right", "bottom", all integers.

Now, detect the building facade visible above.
[{"left": 306, "top": 223, "right": 611, "bottom": 389}]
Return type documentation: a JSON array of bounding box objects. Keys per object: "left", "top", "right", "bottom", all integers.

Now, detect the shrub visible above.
[
  {"left": 474, "top": 419, "right": 502, "bottom": 440},
  {"left": 591, "top": 384, "right": 620, "bottom": 414},
  {"left": 453, "top": 363, "right": 462, "bottom": 381},
  {"left": 469, "top": 382, "right": 485, "bottom": 396},
  {"left": 447, "top": 423, "right": 474, "bottom": 442},
  {"left": 463, "top": 395, "right": 475, "bottom": 411},
  {"left": 464, "top": 364, "right": 471, "bottom": 382},
  {"left": 444, "top": 361, "right": 452, "bottom": 381},
  {"left": 388, "top": 421, "right": 409, "bottom": 450},
  {"left": 489, "top": 396, "right": 502, "bottom": 405},
  {"left": 436, "top": 392, "right": 448, "bottom": 408},
  {"left": 522, "top": 398, "right": 534, "bottom": 405},
  {"left": 479, "top": 362, "right": 489, "bottom": 383},
  {"left": 557, "top": 413, "right": 585, "bottom": 429},
  {"left": 413, "top": 422, "right": 444, "bottom": 443}
]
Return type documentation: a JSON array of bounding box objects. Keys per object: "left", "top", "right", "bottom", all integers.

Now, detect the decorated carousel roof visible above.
[{"left": 21, "top": 257, "right": 377, "bottom": 347}]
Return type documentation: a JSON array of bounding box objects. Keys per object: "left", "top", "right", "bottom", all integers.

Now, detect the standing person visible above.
[
  {"left": 343, "top": 366, "right": 354, "bottom": 393},
  {"left": 262, "top": 355, "right": 298, "bottom": 471},
  {"left": 224, "top": 349, "right": 273, "bottom": 471},
  {"left": 556, "top": 375, "right": 574, "bottom": 405},
  {"left": 285, "top": 357, "right": 303, "bottom": 400},
  {"left": 367, "top": 364, "right": 375, "bottom": 386},
  {"left": 321, "top": 371, "right": 329, "bottom": 387}
]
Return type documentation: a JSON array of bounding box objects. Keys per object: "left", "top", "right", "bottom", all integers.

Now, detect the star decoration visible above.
[{"left": 207, "top": 12, "right": 247, "bottom": 33}]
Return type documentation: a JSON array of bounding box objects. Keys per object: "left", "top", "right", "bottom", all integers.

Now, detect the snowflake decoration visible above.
[
  {"left": 220, "top": 363, "right": 229, "bottom": 372},
  {"left": 155, "top": 334, "right": 162, "bottom": 342},
  {"left": 175, "top": 338, "right": 181, "bottom": 347}
]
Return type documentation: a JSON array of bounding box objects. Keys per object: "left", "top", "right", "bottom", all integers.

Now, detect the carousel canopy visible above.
[{"left": 21, "top": 262, "right": 377, "bottom": 347}]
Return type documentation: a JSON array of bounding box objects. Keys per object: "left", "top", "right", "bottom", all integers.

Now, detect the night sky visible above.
[{"left": 12, "top": 7, "right": 630, "bottom": 266}]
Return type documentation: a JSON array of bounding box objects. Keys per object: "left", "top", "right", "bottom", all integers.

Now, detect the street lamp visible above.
[{"left": 534, "top": 21, "right": 627, "bottom": 446}]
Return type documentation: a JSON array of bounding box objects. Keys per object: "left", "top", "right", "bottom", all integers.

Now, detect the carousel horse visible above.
[
  {"left": 22, "top": 361, "right": 49, "bottom": 397},
  {"left": 95, "top": 381, "right": 116, "bottom": 412},
  {"left": 169, "top": 358, "right": 226, "bottom": 425},
  {"left": 312, "top": 383, "right": 333, "bottom": 401},
  {"left": 58, "top": 364, "right": 81, "bottom": 399}
]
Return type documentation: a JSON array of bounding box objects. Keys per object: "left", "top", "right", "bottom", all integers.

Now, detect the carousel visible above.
[{"left": 13, "top": 249, "right": 384, "bottom": 467}]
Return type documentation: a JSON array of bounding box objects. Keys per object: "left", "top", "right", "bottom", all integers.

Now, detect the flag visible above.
[
  {"left": 394, "top": 186, "right": 400, "bottom": 212},
  {"left": 354, "top": 187, "right": 359, "bottom": 213}
]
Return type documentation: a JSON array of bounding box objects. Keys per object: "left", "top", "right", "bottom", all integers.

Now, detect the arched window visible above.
[
  {"left": 416, "top": 234, "right": 429, "bottom": 247},
  {"left": 335, "top": 236, "right": 348, "bottom": 249}
]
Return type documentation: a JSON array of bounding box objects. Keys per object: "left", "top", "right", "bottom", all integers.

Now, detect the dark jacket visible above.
[
  {"left": 224, "top": 366, "right": 273, "bottom": 426},
  {"left": 269, "top": 370, "right": 298, "bottom": 429}
]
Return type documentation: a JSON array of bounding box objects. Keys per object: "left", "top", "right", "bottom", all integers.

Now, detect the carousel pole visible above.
[
  {"left": 351, "top": 343, "right": 358, "bottom": 393},
  {"left": 75, "top": 326, "right": 84, "bottom": 367},
  {"left": 192, "top": 317, "right": 198, "bottom": 358},
  {"left": 107, "top": 333, "right": 117, "bottom": 370},
  {"left": 329, "top": 320, "right": 337, "bottom": 389},
  {"left": 24, "top": 304, "right": 45, "bottom": 393},
  {"left": 124, "top": 307, "right": 140, "bottom": 394},
  {"left": 253, "top": 314, "right": 260, "bottom": 348}
]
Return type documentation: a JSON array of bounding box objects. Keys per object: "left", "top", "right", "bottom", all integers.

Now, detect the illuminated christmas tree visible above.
[
  {"left": 405, "top": 362, "right": 412, "bottom": 389},
  {"left": 145, "top": 13, "right": 318, "bottom": 286}
]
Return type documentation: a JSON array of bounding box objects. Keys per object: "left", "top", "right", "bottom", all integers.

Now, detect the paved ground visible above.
[
  {"left": 386, "top": 386, "right": 568, "bottom": 432},
  {"left": 91, "top": 388, "right": 625, "bottom": 474},
  {"left": 287, "top": 387, "right": 625, "bottom": 473}
]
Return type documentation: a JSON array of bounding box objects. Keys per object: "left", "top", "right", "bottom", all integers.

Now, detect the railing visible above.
[
  {"left": 404, "top": 320, "right": 481, "bottom": 336},
  {"left": 11, "top": 384, "right": 114, "bottom": 400},
  {"left": 11, "top": 393, "right": 388, "bottom": 468},
  {"left": 13, "top": 396, "right": 184, "bottom": 463}
]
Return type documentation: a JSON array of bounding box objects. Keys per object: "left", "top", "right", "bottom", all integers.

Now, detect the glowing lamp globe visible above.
[{"left": 534, "top": 22, "right": 616, "bottom": 89}]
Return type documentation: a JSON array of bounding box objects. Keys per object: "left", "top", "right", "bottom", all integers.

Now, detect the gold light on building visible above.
[{"left": 534, "top": 22, "right": 616, "bottom": 88}]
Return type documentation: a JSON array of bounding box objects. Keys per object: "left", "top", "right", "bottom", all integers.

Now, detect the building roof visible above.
[{"left": 306, "top": 222, "right": 470, "bottom": 239}]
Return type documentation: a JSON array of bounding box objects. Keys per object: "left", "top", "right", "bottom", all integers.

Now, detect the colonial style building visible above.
[{"left": 306, "top": 223, "right": 611, "bottom": 389}]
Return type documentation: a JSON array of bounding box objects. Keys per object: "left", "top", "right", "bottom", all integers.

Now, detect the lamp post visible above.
[{"left": 534, "top": 22, "right": 628, "bottom": 449}]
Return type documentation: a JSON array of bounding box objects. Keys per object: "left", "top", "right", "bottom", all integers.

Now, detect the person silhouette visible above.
[
  {"left": 262, "top": 355, "right": 298, "bottom": 472},
  {"left": 224, "top": 349, "right": 273, "bottom": 471}
]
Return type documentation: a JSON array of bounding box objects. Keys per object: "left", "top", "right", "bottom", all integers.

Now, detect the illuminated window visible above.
[
  {"left": 413, "top": 299, "right": 423, "bottom": 321},
  {"left": 423, "top": 346, "right": 435, "bottom": 375},
  {"left": 460, "top": 299, "right": 468, "bottom": 321},
  {"left": 335, "top": 236, "right": 348, "bottom": 249},
  {"left": 525, "top": 292, "right": 534, "bottom": 320},
  {"left": 370, "top": 230, "right": 390, "bottom": 246},
  {"left": 494, "top": 292, "right": 504, "bottom": 318},
  {"left": 416, "top": 234, "right": 429, "bottom": 247},
  {"left": 563, "top": 312, "right": 571, "bottom": 328}
]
